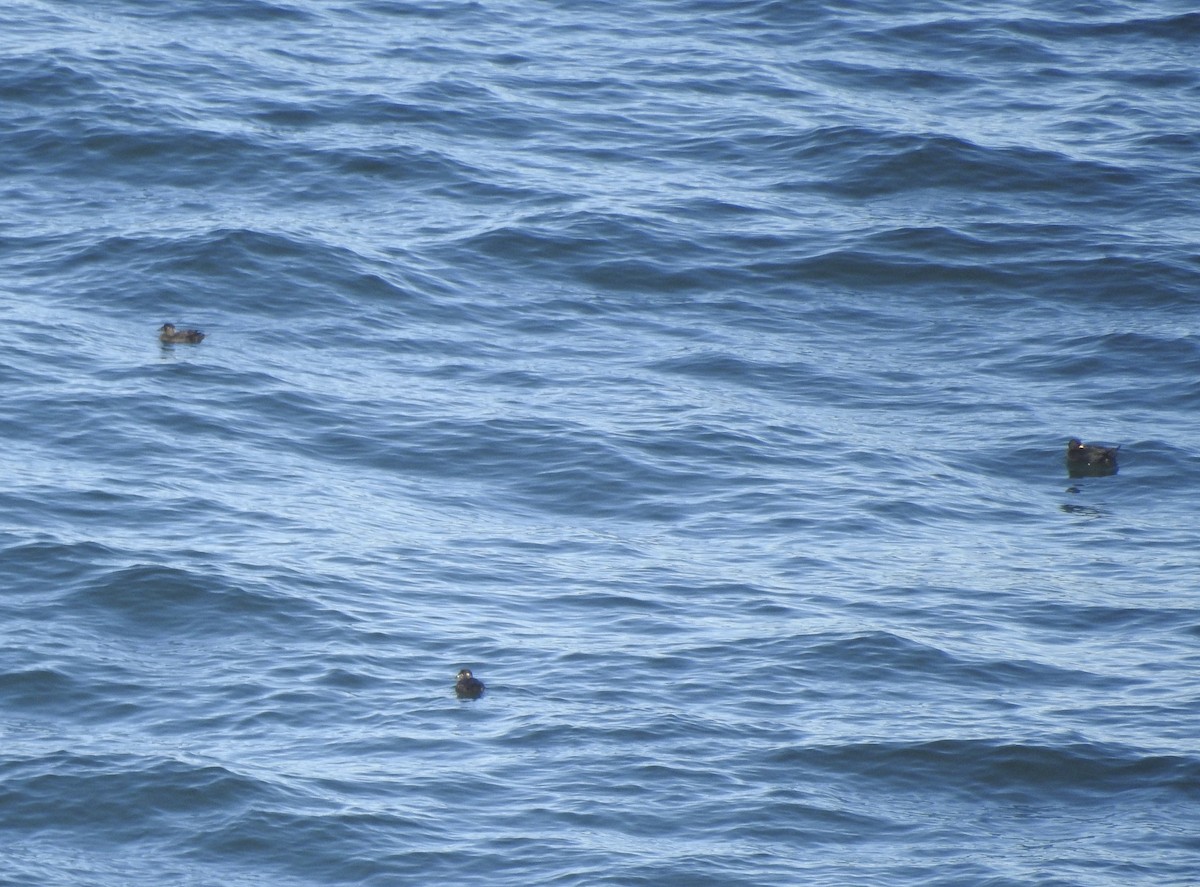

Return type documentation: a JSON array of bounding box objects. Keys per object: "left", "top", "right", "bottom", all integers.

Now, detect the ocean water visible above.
[{"left": 2, "top": 0, "right": 1199, "bottom": 884}]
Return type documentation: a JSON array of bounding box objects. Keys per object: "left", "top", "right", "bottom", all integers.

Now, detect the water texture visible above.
[{"left": 1, "top": 0, "right": 1199, "bottom": 884}]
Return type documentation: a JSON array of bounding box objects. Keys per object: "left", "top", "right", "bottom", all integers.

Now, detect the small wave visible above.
[
  {"left": 0, "top": 750, "right": 278, "bottom": 833},
  {"left": 0, "top": 53, "right": 107, "bottom": 106},
  {"left": 775, "top": 738, "right": 1200, "bottom": 801},
  {"left": 803, "top": 128, "right": 1136, "bottom": 199},
  {"left": 119, "top": 0, "right": 317, "bottom": 23},
  {"left": 64, "top": 563, "right": 311, "bottom": 639},
  {"left": 1008, "top": 11, "right": 1200, "bottom": 43}
]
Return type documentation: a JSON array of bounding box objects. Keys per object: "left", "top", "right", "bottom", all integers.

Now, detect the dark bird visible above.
[
  {"left": 158, "top": 323, "right": 206, "bottom": 344},
  {"left": 1067, "top": 437, "right": 1119, "bottom": 475},
  {"left": 455, "top": 668, "right": 485, "bottom": 700}
]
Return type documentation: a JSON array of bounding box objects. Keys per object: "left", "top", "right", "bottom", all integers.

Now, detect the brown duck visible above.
[
  {"left": 158, "top": 323, "right": 206, "bottom": 344},
  {"left": 455, "top": 668, "right": 485, "bottom": 700}
]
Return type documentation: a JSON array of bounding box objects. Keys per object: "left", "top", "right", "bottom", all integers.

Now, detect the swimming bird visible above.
[
  {"left": 158, "top": 323, "right": 205, "bottom": 344},
  {"left": 1067, "top": 437, "right": 1119, "bottom": 472},
  {"left": 455, "top": 668, "right": 485, "bottom": 700}
]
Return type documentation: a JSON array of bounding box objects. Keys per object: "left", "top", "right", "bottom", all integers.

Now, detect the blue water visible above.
[{"left": 3, "top": 1, "right": 1199, "bottom": 884}]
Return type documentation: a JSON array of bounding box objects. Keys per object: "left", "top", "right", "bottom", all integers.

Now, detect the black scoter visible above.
[{"left": 1067, "top": 437, "right": 1119, "bottom": 467}]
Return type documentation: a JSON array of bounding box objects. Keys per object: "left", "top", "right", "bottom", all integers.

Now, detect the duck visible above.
[
  {"left": 158, "top": 323, "right": 206, "bottom": 344},
  {"left": 455, "top": 668, "right": 485, "bottom": 700},
  {"left": 1066, "top": 438, "right": 1119, "bottom": 469}
]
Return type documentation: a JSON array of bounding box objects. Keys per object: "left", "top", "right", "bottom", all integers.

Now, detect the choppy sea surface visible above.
[{"left": 3, "top": 1, "right": 1200, "bottom": 884}]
